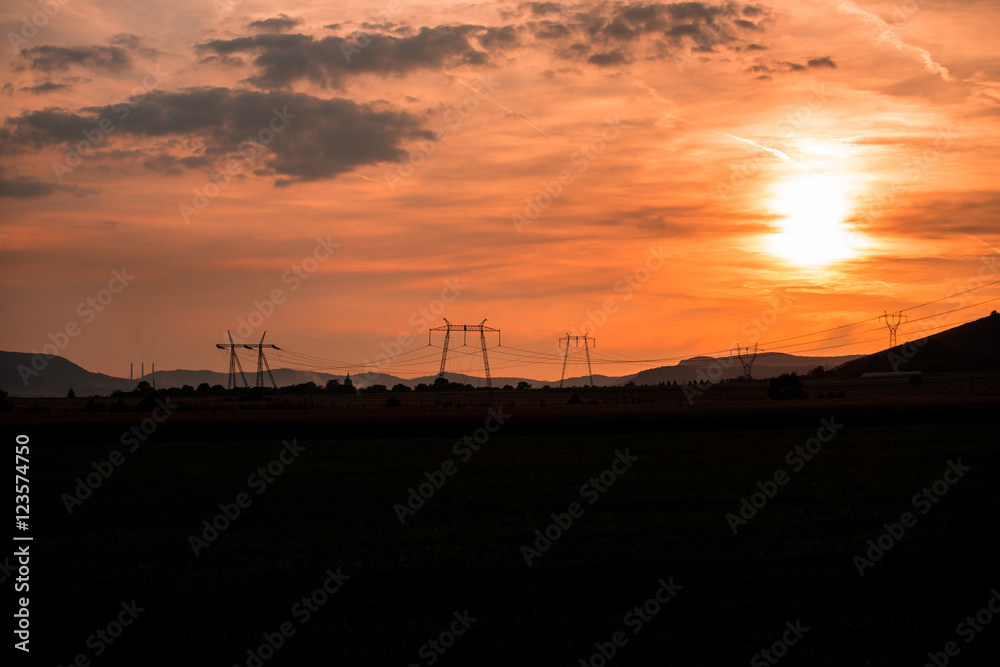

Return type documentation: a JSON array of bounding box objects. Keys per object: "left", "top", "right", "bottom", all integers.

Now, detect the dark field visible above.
[{"left": 8, "top": 384, "right": 1000, "bottom": 665}]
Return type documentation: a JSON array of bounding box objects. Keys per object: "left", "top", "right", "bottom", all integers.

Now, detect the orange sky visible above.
[{"left": 2, "top": 0, "right": 999, "bottom": 382}]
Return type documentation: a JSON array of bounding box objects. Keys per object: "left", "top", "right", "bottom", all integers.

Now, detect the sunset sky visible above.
[{"left": 2, "top": 0, "right": 999, "bottom": 382}]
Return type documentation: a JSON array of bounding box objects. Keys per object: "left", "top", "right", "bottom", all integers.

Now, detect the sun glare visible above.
[{"left": 767, "top": 173, "right": 862, "bottom": 267}]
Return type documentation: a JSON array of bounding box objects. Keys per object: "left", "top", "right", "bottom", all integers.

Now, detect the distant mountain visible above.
[
  {"left": 631, "top": 353, "right": 863, "bottom": 385},
  {"left": 827, "top": 312, "right": 1000, "bottom": 376},
  {"left": 0, "top": 351, "right": 136, "bottom": 398},
  {"left": 15, "top": 328, "right": 988, "bottom": 398}
]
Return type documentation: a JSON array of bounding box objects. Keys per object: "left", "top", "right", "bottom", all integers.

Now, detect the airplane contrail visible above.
[
  {"left": 722, "top": 134, "right": 814, "bottom": 172},
  {"left": 666, "top": 111, "right": 813, "bottom": 171},
  {"left": 836, "top": 0, "right": 951, "bottom": 81},
  {"left": 450, "top": 75, "right": 547, "bottom": 135}
]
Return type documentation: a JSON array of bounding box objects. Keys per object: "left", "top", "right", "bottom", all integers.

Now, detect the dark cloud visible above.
[
  {"left": 808, "top": 56, "right": 837, "bottom": 68},
  {"left": 198, "top": 25, "right": 489, "bottom": 89},
  {"left": 141, "top": 153, "right": 211, "bottom": 175},
  {"left": 746, "top": 43, "right": 766, "bottom": 50},
  {"left": 561, "top": 2, "right": 773, "bottom": 67},
  {"left": 199, "top": 3, "right": 771, "bottom": 86},
  {"left": 21, "top": 81, "right": 71, "bottom": 94},
  {"left": 0, "top": 172, "right": 93, "bottom": 199},
  {"left": 588, "top": 50, "right": 627, "bottom": 66},
  {"left": 0, "top": 88, "right": 431, "bottom": 186},
  {"left": 533, "top": 21, "right": 572, "bottom": 39},
  {"left": 14, "top": 45, "right": 132, "bottom": 73},
  {"left": 109, "top": 33, "right": 161, "bottom": 58},
  {"left": 524, "top": 2, "right": 565, "bottom": 16},
  {"left": 249, "top": 14, "right": 304, "bottom": 33},
  {"left": 876, "top": 192, "right": 1000, "bottom": 239},
  {"left": 478, "top": 25, "right": 522, "bottom": 49},
  {"left": 781, "top": 61, "right": 806, "bottom": 71}
]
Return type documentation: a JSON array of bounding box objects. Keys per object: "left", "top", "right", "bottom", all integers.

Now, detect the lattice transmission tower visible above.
[
  {"left": 879, "top": 311, "right": 907, "bottom": 348},
  {"left": 429, "top": 319, "right": 500, "bottom": 389},
  {"left": 243, "top": 331, "right": 280, "bottom": 389},
  {"left": 559, "top": 334, "right": 595, "bottom": 388},
  {"left": 731, "top": 343, "right": 760, "bottom": 380},
  {"left": 216, "top": 330, "right": 249, "bottom": 389}
]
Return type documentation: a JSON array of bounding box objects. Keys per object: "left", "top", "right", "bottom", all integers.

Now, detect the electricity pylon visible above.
[
  {"left": 731, "top": 343, "right": 760, "bottom": 380},
  {"left": 559, "top": 334, "right": 595, "bottom": 387},
  {"left": 879, "top": 311, "right": 907, "bottom": 348},
  {"left": 216, "top": 330, "right": 249, "bottom": 389},
  {"left": 429, "top": 319, "right": 500, "bottom": 389},
  {"left": 243, "top": 331, "right": 279, "bottom": 389}
]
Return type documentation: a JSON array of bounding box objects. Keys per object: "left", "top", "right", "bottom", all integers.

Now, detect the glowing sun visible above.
[{"left": 767, "top": 173, "right": 861, "bottom": 267}]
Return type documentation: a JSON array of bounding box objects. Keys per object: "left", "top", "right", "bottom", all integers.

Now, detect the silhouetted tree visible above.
[
  {"left": 516, "top": 381, "right": 532, "bottom": 390},
  {"left": 806, "top": 365, "right": 825, "bottom": 378},
  {"left": 768, "top": 373, "right": 807, "bottom": 400},
  {"left": 391, "top": 383, "right": 412, "bottom": 393},
  {"left": 67, "top": 387, "right": 75, "bottom": 398}
]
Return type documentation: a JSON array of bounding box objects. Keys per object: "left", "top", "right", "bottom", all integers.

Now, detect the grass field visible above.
[{"left": 10, "top": 390, "right": 1000, "bottom": 665}]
